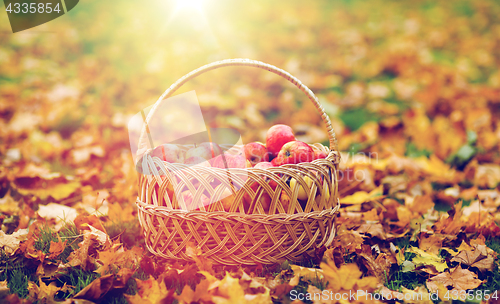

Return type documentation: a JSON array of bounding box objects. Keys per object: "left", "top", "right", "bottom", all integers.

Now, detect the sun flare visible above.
[{"left": 175, "top": 0, "right": 205, "bottom": 13}]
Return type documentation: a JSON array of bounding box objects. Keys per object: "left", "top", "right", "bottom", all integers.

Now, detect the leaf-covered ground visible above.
[{"left": 1, "top": 0, "right": 500, "bottom": 303}]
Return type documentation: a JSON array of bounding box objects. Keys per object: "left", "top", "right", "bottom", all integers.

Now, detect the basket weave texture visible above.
[{"left": 135, "top": 59, "right": 341, "bottom": 265}]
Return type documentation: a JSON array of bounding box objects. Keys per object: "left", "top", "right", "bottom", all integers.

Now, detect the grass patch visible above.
[
  {"left": 476, "top": 261, "right": 500, "bottom": 299},
  {"left": 406, "top": 142, "right": 432, "bottom": 158},
  {"left": 55, "top": 268, "right": 100, "bottom": 300},
  {"left": 343, "top": 249, "right": 356, "bottom": 264},
  {"left": 294, "top": 278, "right": 313, "bottom": 304},
  {"left": 384, "top": 238, "right": 424, "bottom": 292},
  {"left": 0, "top": 252, "right": 37, "bottom": 299},
  {"left": 104, "top": 220, "right": 143, "bottom": 249},
  {"left": 384, "top": 267, "right": 425, "bottom": 292},
  {"left": 33, "top": 223, "right": 82, "bottom": 263},
  {"left": 6, "top": 268, "right": 29, "bottom": 299},
  {"left": 338, "top": 108, "right": 380, "bottom": 131}
]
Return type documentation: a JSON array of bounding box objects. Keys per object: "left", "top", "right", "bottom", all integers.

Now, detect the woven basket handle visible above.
[{"left": 138, "top": 58, "right": 338, "bottom": 153}]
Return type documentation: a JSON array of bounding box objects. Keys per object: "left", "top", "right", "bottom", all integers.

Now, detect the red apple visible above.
[
  {"left": 184, "top": 156, "right": 211, "bottom": 167},
  {"left": 271, "top": 141, "right": 315, "bottom": 166},
  {"left": 212, "top": 153, "right": 250, "bottom": 169},
  {"left": 254, "top": 162, "right": 274, "bottom": 170},
  {"left": 151, "top": 144, "right": 184, "bottom": 163},
  {"left": 244, "top": 142, "right": 270, "bottom": 166},
  {"left": 185, "top": 146, "right": 211, "bottom": 161},
  {"left": 266, "top": 124, "right": 296, "bottom": 158},
  {"left": 198, "top": 142, "right": 223, "bottom": 158},
  {"left": 312, "top": 148, "right": 328, "bottom": 160}
]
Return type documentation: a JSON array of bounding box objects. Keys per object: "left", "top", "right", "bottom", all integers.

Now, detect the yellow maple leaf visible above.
[
  {"left": 175, "top": 280, "right": 211, "bottom": 304},
  {"left": 414, "top": 155, "right": 457, "bottom": 181},
  {"left": 396, "top": 206, "right": 413, "bottom": 226},
  {"left": 35, "top": 279, "right": 61, "bottom": 303},
  {"left": 321, "top": 261, "right": 378, "bottom": 292},
  {"left": 211, "top": 272, "right": 271, "bottom": 304},
  {"left": 407, "top": 247, "right": 448, "bottom": 272},
  {"left": 0, "top": 191, "right": 19, "bottom": 214},
  {"left": 290, "top": 265, "right": 324, "bottom": 282},
  {"left": 108, "top": 202, "right": 136, "bottom": 222},
  {"left": 340, "top": 186, "right": 383, "bottom": 205},
  {"left": 126, "top": 276, "right": 171, "bottom": 304}
]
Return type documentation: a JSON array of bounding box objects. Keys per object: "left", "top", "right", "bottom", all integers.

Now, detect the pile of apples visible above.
[
  {"left": 149, "top": 124, "right": 329, "bottom": 213},
  {"left": 150, "top": 124, "right": 327, "bottom": 169}
]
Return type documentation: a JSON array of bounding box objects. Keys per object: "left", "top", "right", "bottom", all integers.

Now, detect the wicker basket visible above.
[{"left": 135, "top": 59, "right": 341, "bottom": 265}]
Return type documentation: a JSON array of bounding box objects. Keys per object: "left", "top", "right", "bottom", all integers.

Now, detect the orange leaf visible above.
[
  {"left": 426, "top": 265, "right": 483, "bottom": 293},
  {"left": 47, "top": 240, "right": 66, "bottom": 259},
  {"left": 108, "top": 202, "right": 136, "bottom": 222}
]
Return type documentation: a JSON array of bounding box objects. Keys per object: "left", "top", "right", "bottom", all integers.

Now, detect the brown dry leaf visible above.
[
  {"left": 0, "top": 191, "right": 19, "bottom": 214},
  {"left": 320, "top": 261, "right": 379, "bottom": 293},
  {"left": 457, "top": 241, "right": 472, "bottom": 252},
  {"left": 470, "top": 235, "right": 486, "bottom": 246},
  {"left": 74, "top": 214, "right": 107, "bottom": 233},
  {"left": 96, "top": 245, "right": 142, "bottom": 276},
  {"left": 176, "top": 279, "right": 211, "bottom": 304},
  {"left": 419, "top": 234, "right": 443, "bottom": 256},
  {"left": 65, "top": 231, "right": 96, "bottom": 270},
  {"left": 71, "top": 145, "right": 105, "bottom": 164},
  {"left": 84, "top": 224, "right": 110, "bottom": 248},
  {"left": 0, "top": 229, "right": 28, "bottom": 255},
  {"left": 359, "top": 252, "right": 395, "bottom": 283},
  {"left": 432, "top": 201, "right": 465, "bottom": 235},
  {"left": 108, "top": 202, "right": 135, "bottom": 223},
  {"left": 396, "top": 205, "right": 413, "bottom": 227},
  {"left": 474, "top": 164, "right": 500, "bottom": 188},
  {"left": 451, "top": 244, "right": 495, "bottom": 272},
  {"left": 403, "top": 108, "right": 435, "bottom": 151},
  {"left": 407, "top": 195, "right": 435, "bottom": 215},
  {"left": 13, "top": 164, "right": 81, "bottom": 201},
  {"left": 356, "top": 222, "right": 386, "bottom": 240},
  {"left": 290, "top": 265, "right": 324, "bottom": 282},
  {"left": 47, "top": 240, "right": 67, "bottom": 259},
  {"left": 34, "top": 279, "right": 61, "bottom": 304},
  {"left": 426, "top": 265, "right": 483, "bottom": 293},
  {"left": 37, "top": 203, "right": 78, "bottom": 231},
  {"left": 75, "top": 189, "right": 109, "bottom": 216},
  {"left": 210, "top": 272, "right": 272, "bottom": 304},
  {"left": 73, "top": 274, "right": 114, "bottom": 301},
  {"left": 125, "top": 275, "right": 173, "bottom": 304},
  {"left": 332, "top": 225, "right": 366, "bottom": 253}
]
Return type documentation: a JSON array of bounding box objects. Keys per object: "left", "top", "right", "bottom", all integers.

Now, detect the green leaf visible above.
[{"left": 467, "top": 130, "right": 478, "bottom": 145}]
